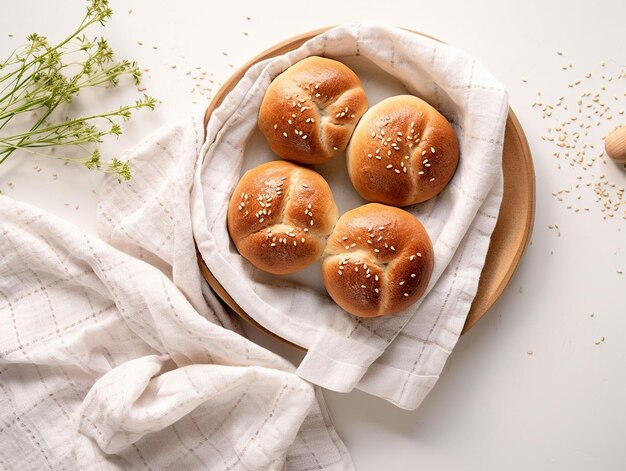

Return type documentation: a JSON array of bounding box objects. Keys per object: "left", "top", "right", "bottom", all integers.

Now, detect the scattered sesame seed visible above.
[{"left": 403, "top": 293, "right": 409, "bottom": 297}]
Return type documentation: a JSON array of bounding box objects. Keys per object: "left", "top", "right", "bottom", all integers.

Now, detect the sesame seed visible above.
[
  {"left": 338, "top": 270, "right": 343, "bottom": 276},
  {"left": 271, "top": 243, "right": 276, "bottom": 247},
  {"left": 355, "top": 267, "right": 359, "bottom": 272},
  {"left": 283, "top": 132, "right": 288, "bottom": 137},
  {"left": 409, "top": 255, "right": 415, "bottom": 261},
  {"left": 386, "top": 164, "right": 393, "bottom": 169},
  {"left": 430, "top": 147, "right": 436, "bottom": 153},
  {"left": 403, "top": 293, "right": 409, "bottom": 297},
  {"left": 374, "top": 249, "right": 380, "bottom": 253},
  {"left": 390, "top": 246, "right": 395, "bottom": 251},
  {"left": 399, "top": 281, "right": 405, "bottom": 285},
  {"left": 394, "top": 169, "right": 401, "bottom": 174},
  {"left": 361, "top": 285, "right": 366, "bottom": 288},
  {"left": 429, "top": 178, "right": 435, "bottom": 182},
  {"left": 421, "top": 150, "right": 427, "bottom": 156},
  {"left": 375, "top": 288, "right": 380, "bottom": 293},
  {"left": 416, "top": 252, "right": 422, "bottom": 257},
  {"left": 350, "top": 243, "right": 356, "bottom": 248},
  {"left": 374, "top": 275, "right": 379, "bottom": 281},
  {"left": 310, "top": 220, "right": 314, "bottom": 226},
  {"left": 379, "top": 226, "right": 384, "bottom": 230}
]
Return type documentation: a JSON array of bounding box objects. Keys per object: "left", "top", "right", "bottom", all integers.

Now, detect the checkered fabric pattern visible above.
[{"left": 0, "top": 196, "right": 353, "bottom": 470}]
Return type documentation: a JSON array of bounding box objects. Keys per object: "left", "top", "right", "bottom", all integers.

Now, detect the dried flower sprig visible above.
[{"left": 0, "top": 0, "right": 155, "bottom": 182}]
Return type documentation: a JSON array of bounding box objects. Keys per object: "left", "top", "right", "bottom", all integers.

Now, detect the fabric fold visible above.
[
  {"left": 0, "top": 196, "right": 354, "bottom": 470},
  {"left": 191, "top": 22, "right": 508, "bottom": 408}
]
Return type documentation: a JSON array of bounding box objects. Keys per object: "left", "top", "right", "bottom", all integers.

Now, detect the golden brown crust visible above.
[
  {"left": 258, "top": 56, "right": 368, "bottom": 165},
  {"left": 228, "top": 161, "right": 338, "bottom": 274},
  {"left": 346, "top": 95, "right": 459, "bottom": 206},
  {"left": 321, "top": 203, "right": 434, "bottom": 317}
]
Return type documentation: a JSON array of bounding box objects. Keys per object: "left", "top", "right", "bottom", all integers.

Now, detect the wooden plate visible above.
[{"left": 197, "top": 28, "right": 535, "bottom": 344}]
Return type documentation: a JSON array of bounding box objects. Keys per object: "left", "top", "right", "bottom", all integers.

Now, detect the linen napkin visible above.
[
  {"left": 98, "top": 22, "right": 507, "bottom": 410},
  {"left": 188, "top": 22, "right": 508, "bottom": 409},
  {"left": 0, "top": 195, "right": 353, "bottom": 470}
]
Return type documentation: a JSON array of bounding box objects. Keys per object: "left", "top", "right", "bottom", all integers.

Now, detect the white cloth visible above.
[
  {"left": 188, "top": 22, "right": 508, "bottom": 409},
  {"left": 0, "top": 196, "right": 353, "bottom": 470}
]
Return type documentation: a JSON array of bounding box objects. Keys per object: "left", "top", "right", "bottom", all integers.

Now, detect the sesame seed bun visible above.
[
  {"left": 258, "top": 56, "right": 368, "bottom": 165},
  {"left": 228, "top": 161, "right": 339, "bottom": 274},
  {"left": 346, "top": 95, "right": 459, "bottom": 206},
  {"left": 321, "top": 203, "right": 434, "bottom": 318}
]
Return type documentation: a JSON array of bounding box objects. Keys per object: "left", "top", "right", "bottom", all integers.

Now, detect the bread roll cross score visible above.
[
  {"left": 347, "top": 95, "right": 459, "bottom": 206},
  {"left": 228, "top": 161, "right": 338, "bottom": 275},
  {"left": 322, "top": 203, "right": 434, "bottom": 318},
  {"left": 258, "top": 56, "right": 368, "bottom": 165}
]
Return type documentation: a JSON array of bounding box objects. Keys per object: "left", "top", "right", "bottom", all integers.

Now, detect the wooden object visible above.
[
  {"left": 196, "top": 28, "right": 535, "bottom": 343},
  {"left": 604, "top": 125, "right": 626, "bottom": 163}
]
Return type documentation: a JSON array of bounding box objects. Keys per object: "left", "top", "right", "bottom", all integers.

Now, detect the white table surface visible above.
[{"left": 2, "top": 1, "right": 625, "bottom": 469}]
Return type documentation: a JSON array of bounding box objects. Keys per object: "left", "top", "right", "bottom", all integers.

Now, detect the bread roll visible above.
[
  {"left": 228, "top": 161, "right": 338, "bottom": 274},
  {"left": 321, "top": 203, "right": 434, "bottom": 318},
  {"left": 258, "top": 56, "right": 368, "bottom": 165},
  {"left": 346, "top": 95, "right": 459, "bottom": 206}
]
